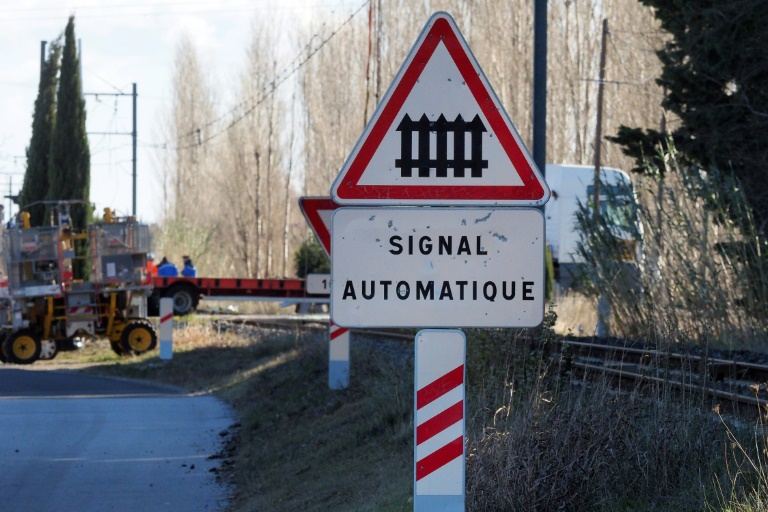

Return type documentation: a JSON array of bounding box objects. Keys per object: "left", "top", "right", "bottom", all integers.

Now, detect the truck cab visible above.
[{"left": 544, "top": 164, "right": 642, "bottom": 291}]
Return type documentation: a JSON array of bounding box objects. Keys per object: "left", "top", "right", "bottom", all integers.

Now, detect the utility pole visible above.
[
  {"left": 132, "top": 83, "right": 137, "bottom": 218},
  {"left": 532, "top": 0, "right": 547, "bottom": 179},
  {"left": 363, "top": 0, "right": 374, "bottom": 127},
  {"left": 40, "top": 41, "right": 46, "bottom": 73},
  {"left": 593, "top": 18, "right": 608, "bottom": 210},
  {"left": 375, "top": 0, "right": 382, "bottom": 107},
  {"left": 84, "top": 83, "right": 138, "bottom": 218},
  {"left": 1, "top": 171, "right": 24, "bottom": 220},
  {"left": 594, "top": 18, "right": 610, "bottom": 338}
]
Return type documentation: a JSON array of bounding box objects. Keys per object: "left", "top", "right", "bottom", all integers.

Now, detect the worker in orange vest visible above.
[{"left": 146, "top": 253, "right": 159, "bottom": 277}]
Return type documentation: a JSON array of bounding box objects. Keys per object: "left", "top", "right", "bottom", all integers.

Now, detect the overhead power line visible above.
[
  {"left": 3, "top": 0, "right": 252, "bottom": 12},
  {"left": 3, "top": 0, "right": 347, "bottom": 12},
  {"left": 145, "top": 0, "right": 371, "bottom": 152},
  {"left": 0, "top": 1, "right": 345, "bottom": 21}
]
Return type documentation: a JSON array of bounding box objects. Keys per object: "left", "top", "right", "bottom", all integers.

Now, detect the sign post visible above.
[
  {"left": 414, "top": 330, "right": 466, "bottom": 511},
  {"left": 299, "top": 197, "right": 348, "bottom": 389},
  {"left": 328, "top": 321, "right": 350, "bottom": 389},
  {"left": 159, "top": 297, "right": 173, "bottom": 360}
]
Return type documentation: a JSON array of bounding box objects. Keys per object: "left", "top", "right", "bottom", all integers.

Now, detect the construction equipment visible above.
[{"left": 0, "top": 201, "right": 157, "bottom": 364}]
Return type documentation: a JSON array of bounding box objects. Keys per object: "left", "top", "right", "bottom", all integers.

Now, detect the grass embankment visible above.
[{"left": 64, "top": 315, "right": 768, "bottom": 511}]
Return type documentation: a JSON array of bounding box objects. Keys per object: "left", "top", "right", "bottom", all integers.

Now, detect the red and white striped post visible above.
[
  {"left": 329, "top": 321, "right": 350, "bottom": 389},
  {"left": 414, "top": 329, "right": 466, "bottom": 511},
  {"left": 159, "top": 297, "right": 174, "bottom": 360}
]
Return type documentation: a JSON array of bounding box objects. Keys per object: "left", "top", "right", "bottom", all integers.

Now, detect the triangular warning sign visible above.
[
  {"left": 299, "top": 197, "right": 340, "bottom": 257},
  {"left": 331, "top": 12, "right": 549, "bottom": 206}
]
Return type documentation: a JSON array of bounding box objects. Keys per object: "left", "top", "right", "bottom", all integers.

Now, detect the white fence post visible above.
[
  {"left": 159, "top": 298, "right": 173, "bottom": 360},
  {"left": 329, "top": 321, "right": 350, "bottom": 389},
  {"left": 414, "top": 329, "right": 466, "bottom": 511}
]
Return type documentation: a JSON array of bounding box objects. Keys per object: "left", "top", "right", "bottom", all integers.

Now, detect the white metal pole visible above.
[
  {"left": 329, "top": 321, "right": 350, "bottom": 389},
  {"left": 414, "top": 329, "right": 466, "bottom": 511}
]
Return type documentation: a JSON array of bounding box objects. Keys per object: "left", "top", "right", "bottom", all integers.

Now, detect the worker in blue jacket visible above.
[
  {"left": 157, "top": 257, "right": 179, "bottom": 277},
  {"left": 181, "top": 255, "right": 197, "bottom": 278}
]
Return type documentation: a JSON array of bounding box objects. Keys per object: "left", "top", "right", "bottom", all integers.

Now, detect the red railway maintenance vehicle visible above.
[{"left": 149, "top": 275, "right": 330, "bottom": 316}]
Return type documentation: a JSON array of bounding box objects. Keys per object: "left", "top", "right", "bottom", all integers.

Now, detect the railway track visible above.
[
  {"left": 205, "top": 314, "right": 768, "bottom": 414},
  {"left": 559, "top": 339, "right": 768, "bottom": 412}
]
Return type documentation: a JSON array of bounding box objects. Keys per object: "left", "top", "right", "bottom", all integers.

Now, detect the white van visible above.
[{"left": 544, "top": 164, "right": 642, "bottom": 288}]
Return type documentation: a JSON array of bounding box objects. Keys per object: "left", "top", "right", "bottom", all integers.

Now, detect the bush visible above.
[
  {"left": 545, "top": 244, "right": 555, "bottom": 302},
  {"left": 574, "top": 143, "right": 768, "bottom": 348},
  {"left": 293, "top": 236, "right": 330, "bottom": 278}
]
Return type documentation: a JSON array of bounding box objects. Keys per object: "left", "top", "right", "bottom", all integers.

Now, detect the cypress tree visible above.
[
  {"left": 48, "top": 16, "right": 91, "bottom": 277},
  {"left": 609, "top": 0, "right": 768, "bottom": 231},
  {"left": 21, "top": 40, "right": 61, "bottom": 226}
]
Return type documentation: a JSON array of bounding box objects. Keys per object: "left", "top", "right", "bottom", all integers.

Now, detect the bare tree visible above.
[
  {"left": 157, "top": 35, "right": 218, "bottom": 270},
  {"left": 300, "top": 0, "right": 663, "bottom": 190},
  {"left": 169, "top": 36, "right": 217, "bottom": 222},
  {"left": 299, "top": 17, "right": 369, "bottom": 197},
  {"left": 158, "top": 1, "right": 667, "bottom": 280},
  {"left": 216, "top": 20, "right": 290, "bottom": 278}
]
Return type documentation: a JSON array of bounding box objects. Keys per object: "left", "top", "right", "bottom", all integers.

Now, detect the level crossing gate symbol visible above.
[{"left": 396, "top": 114, "right": 488, "bottom": 179}]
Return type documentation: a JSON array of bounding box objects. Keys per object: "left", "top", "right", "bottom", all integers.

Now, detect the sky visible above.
[{"left": 0, "top": 0, "right": 361, "bottom": 224}]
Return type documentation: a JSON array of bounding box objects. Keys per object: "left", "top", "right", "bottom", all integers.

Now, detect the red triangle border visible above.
[
  {"left": 299, "top": 197, "right": 339, "bottom": 257},
  {"left": 332, "top": 13, "right": 547, "bottom": 204}
]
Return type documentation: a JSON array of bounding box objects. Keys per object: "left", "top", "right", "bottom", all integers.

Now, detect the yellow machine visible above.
[{"left": 0, "top": 201, "right": 157, "bottom": 364}]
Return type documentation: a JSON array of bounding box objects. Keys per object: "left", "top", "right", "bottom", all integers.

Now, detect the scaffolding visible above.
[{"left": 0, "top": 203, "right": 157, "bottom": 365}]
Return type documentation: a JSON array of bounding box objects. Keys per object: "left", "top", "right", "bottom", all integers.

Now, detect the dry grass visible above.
[
  {"left": 707, "top": 413, "right": 768, "bottom": 511},
  {"left": 421, "top": 310, "right": 745, "bottom": 511},
  {"left": 65, "top": 311, "right": 766, "bottom": 511},
  {"left": 466, "top": 377, "right": 725, "bottom": 511},
  {"left": 197, "top": 300, "right": 290, "bottom": 315},
  {"left": 530, "top": 146, "right": 768, "bottom": 510},
  {"left": 551, "top": 294, "right": 598, "bottom": 336},
  {"left": 226, "top": 340, "right": 414, "bottom": 512},
  {"left": 73, "top": 320, "right": 304, "bottom": 392}
]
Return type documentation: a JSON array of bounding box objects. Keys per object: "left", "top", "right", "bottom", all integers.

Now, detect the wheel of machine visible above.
[
  {"left": 109, "top": 339, "right": 125, "bottom": 356},
  {"left": 0, "top": 332, "right": 8, "bottom": 363},
  {"left": 147, "top": 291, "right": 160, "bottom": 317},
  {"left": 164, "top": 284, "right": 199, "bottom": 316},
  {"left": 38, "top": 339, "right": 59, "bottom": 360},
  {"left": 120, "top": 321, "right": 158, "bottom": 355},
  {"left": 3, "top": 329, "right": 42, "bottom": 365}
]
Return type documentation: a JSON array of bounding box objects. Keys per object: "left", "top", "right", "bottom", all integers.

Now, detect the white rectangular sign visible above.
[
  {"left": 306, "top": 273, "right": 331, "bottom": 295},
  {"left": 331, "top": 207, "right": 545, "bottom": 328}
]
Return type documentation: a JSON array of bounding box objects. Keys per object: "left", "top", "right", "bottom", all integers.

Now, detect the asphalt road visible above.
[{"left": 0, "top": 367, "right": 234, "bottom": 512}]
